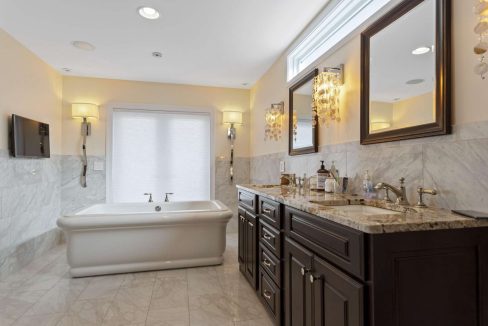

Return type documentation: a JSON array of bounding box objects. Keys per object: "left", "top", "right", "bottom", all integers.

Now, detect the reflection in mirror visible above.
[
  {"left": 289, "top": 68, "right": 318, "bottom": 155},
  {"left": 293, "top": 80, "right": 314, "bottom": 148},
  {"left": 369, "top": 0, "right": 436, "bottom": 134}
]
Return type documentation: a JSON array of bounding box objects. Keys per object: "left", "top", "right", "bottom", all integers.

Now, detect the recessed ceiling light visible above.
[
  {"left": 152, "top": 51, "right": 162, "bottom": 58},
  {"left": 412, "top": 46, "right": 431, "bottom": 55},
  {"left": 406, "top": 79, "right": 425, "bottom": 85},
  {"left": 71, "top": 41, "right": 95, "bottom": 51},
  {"left": 393, "top": 97, "right": 400, "bottom": 101},
  {"left": 242, "top": 83, "right": 249, "bottom": 86},
  {"left": 61, "top": 68, "right": 71, "bottom": 72},
  {"left": 138, "top": 6, "right": 160, "bottom": 20}
]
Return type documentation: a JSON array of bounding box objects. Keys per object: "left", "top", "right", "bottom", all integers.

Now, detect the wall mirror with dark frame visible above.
[
  {"left": 360, "top": 0, "right": 451, "bottom": 145},
  {"left": 289, "top": 68, "right": 319, "bottom": 155}
]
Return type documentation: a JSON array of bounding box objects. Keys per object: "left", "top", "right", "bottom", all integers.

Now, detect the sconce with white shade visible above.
[
  {"left": 312, "top": 65, "right": 344, "bottom": 126},
  {"left": 71, "top": 103, "right": 99, "bottom": 188},
  {"left": 222, "top": 111, "right": 243, "bottom": 182},
  {"left": 265, "top": 102, "right": 284, "bottom": 141}
]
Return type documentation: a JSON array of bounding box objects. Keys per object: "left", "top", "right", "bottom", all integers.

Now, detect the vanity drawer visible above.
[
  {"left": 259, "top": 197, "right": 281, "bottom": 229},
  {"left": 238, "top": 190, "right": 257, "bottom": 213},
  {"left": 259, "top": 244, "right": 281, "bottom": 285},
  {"left": 259, "top": 267, "right": 281, "bottom": 324},
  {"left": 259, "top": 220, "right": 281, "bottom": 257},
  {"left": 284, "top": 206, "right": 365, "bottom": 280}
]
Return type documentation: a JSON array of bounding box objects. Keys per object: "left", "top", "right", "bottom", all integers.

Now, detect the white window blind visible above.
[{"left": 110, "top": 109, "right": 211, "bottom": 203}]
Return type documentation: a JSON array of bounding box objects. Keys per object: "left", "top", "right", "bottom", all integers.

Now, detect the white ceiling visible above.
[
  {"left": 0, "top": 0, "right": 330, "bottom": 89},
  {"left": 370, "top": 0, "right": 435, "bottom": 103}
]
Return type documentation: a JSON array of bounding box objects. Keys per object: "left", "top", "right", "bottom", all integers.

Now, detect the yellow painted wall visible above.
[
  {"left": 250, "top": 0, "right": 488, "bottom": 156},
  {"left": 62, "top": 76, "right": 251, "bottom": 158},
  {"left": 0, "top": 29, "right": 62, "bottom": 153}
]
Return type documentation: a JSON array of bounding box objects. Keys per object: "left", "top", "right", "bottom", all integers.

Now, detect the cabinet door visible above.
[
  {"left": 245, "top": 212, "right": 258, "bottom": 289},
  {"left": 311, "top": 256, "right": 364, "bottom": 326},
  {"left": 238, "top": 207, "right": 246, "bottom": 265},
  {"left": 284, "top": 237, "right": 313, "bottom": 326}
]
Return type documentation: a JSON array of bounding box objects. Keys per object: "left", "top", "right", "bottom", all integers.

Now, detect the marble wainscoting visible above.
[
  {"left": 61, "top": 155, "right": 106, "bottom": 215},
  {"left": 60, "top": 155, "right": 250, "bottom": 233},
  {"left": 215, "top": 157, "right": 251, "bottom": 233},
  {"left": 0, "top": 150, "right": 63, "bottom": 280},
  {"left": 251, "top": 121, "right": 488, "bottom": 213}
]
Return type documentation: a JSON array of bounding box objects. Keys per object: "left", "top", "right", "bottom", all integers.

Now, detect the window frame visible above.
[
  {"left": 105, "top": 102, "right": 215, "bottom": 203},
  {"left": 286, "top": 0, "right": 399, "bottom": 83}
]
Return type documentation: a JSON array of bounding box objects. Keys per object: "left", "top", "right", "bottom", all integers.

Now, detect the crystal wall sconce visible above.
[
  {"left": 474, "top": 1, "right": 488, "bottom": 79},
  {"left": 312, "top": 64, "right": 344, "bottom": 126},
  {"left": 71, "top": 103, "right": 99, "bottom": 188},
  {"left": 222, "top": 111, "right": 243, "bottom": 182},
  {"left": 264, "top": 101, "right": 284, "bottom": 141}
]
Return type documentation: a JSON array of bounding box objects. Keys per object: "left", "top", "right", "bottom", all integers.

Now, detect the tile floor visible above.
[{"left": 0, "top": 233, "right": 273, "bottom": 326}]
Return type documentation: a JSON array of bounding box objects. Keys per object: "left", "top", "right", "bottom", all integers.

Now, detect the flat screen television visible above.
[{"left": 10, "top": 114, "right": 50, "bottom": 158}]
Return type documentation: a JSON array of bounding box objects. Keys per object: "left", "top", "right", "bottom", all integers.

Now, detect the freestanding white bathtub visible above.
[{"left": 57, "top": 200, "right": 233, "bottom": 277}]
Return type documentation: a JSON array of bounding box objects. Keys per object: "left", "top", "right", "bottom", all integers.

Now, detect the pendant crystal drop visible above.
[
  {"left": 474, "top": 21, "right": 488, "bottom": 35},
  {"left": 475, "top": 41, "right": 488, "bottom": 55},
  {"left": 474, "top": 62, "right": 488, "bottom": 76}
]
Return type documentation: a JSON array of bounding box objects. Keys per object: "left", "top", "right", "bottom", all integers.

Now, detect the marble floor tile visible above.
[
  {"left": 0, "top": 235, "right": 273, "bottom": 326},
  {"left": 146, "top": 306, "right": 190, "bottom": 326},
  {"left": 150, "top": 277, "right": 189, "bottom": 310}
]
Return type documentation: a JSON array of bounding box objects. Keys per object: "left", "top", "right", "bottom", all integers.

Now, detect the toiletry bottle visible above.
[
  {"left": 317, "top": 161, "right": 329, "bottom": 191},
  {"left": 362, "top": 170, "right": 374, "bottom": 195}
]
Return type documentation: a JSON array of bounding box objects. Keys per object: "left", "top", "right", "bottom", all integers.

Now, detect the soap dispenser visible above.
[{"left": 316, "top": 161, "right": 329, "bottom": 191}]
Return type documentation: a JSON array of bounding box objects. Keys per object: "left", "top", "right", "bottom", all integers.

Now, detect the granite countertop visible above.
[{"left": 237, "top": 184, "right": 488, "bottom": 234}]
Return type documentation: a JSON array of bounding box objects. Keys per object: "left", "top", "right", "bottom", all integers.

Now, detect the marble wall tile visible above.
[
  {"left": 61, "top": 155, "right": 106, "bottom": 215},
  {"left": 423, "top": 139, "right": 488, "bottom": 211},
  {"left": 250, "top": 121, "right": 488, "bottom": 213},
  {"left": 0, "top": 150, "right": 62, "bottom": 280},
  {"left": 215, "top": 157, "right": 250, "bottom": 233}
]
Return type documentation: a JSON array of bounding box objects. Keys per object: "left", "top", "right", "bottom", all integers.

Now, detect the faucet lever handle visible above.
[
  {"left": 143, "top": 193, "right": 153, "bottom": 203},
  {"left": 416, "top": 187, "right": 438, "bottom": 207},
  {"left": 164, "top": 193, "right": 174, "bottom": 202}
]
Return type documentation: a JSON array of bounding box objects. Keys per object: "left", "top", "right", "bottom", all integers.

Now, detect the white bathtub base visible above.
[{"left": 70, "top": 256, "right": 224, "bottom": 278}]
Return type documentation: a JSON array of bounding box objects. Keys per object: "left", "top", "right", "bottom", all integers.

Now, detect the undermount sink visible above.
[
  {"left": 250, "top": 184, "right": 280, "bottom": 188},
  {"left": 328, "top": 205, "right": 401, "bottom": 216}
]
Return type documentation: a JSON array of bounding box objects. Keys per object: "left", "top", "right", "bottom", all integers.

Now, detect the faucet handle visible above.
[
  {"left": 144, "top": 193, "right": 153, "bottom": 203},
  {"left": 164, "top": 193, "right": 174, "bottom": 202},
  {"left": 416, "top": 187, "right": 438, "bottom": 208},
  {"left": 399, "top": 177, "right": 405, "bottom": 186}
]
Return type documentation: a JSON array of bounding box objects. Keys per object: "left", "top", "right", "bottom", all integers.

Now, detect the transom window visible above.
[{"left": 287, "top": 0, "right": 393, "bottom": 81}]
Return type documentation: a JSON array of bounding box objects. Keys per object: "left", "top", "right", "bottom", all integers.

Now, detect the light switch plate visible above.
[
  {"left": 93, "top": 161, "right": 105, "bottom": 171},
  {"left": 280, "top": 161, "right": 285, "bottom": 173}
]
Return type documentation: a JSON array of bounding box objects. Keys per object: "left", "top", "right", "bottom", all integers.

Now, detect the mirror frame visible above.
[
  {"left": 289, "top": 68, "right": 319, "bottom": 156},
  {"left": 360, "top": 0, "right": 451, "bottom": 145}
]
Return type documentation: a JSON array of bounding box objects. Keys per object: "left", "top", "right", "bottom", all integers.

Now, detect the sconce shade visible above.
[
  {"left": 222, "top": 111, "right": 243, "bottom": 125},
  {"left": 72, "top": 103, "right": 99, "bottom": 119}
]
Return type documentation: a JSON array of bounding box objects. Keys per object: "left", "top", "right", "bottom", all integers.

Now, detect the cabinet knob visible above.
[
  {"left": 310, "top": 274, "right": 321, "bottom": 284},
  {"left": 263, "top": 233, "right": 272, "bottom": 240},
  {"left": 263, "top": 259, "right": 272, "bottom": 267},
  {"left": 300, "top": 267, "right": 310, "bottom": 276},
  {"left": 263, "top": 208, "right": 272, "bottom": 214}
]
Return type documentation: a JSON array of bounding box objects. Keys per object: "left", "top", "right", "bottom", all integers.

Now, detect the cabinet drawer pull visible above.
[
  {"left": 240, "top": 216, "right": 245, "bottom": 222},
  {"left": 263, "top": 208, "right": 272, "bottom": 214},
  {"left": 310, "top": 274, "right": 320, "bottom": 284},
  {"left": 300, "top": 267, "right": 310, "bottom": 276},
  {"left": 248, "top": 221, "right": 254, "bottom": 227},
  {"left": 263, "top": 258, "right": 272, "bottom": 267},
  {"left": 263, "top": 233, "right": 272, "bottom": 240},
  {"left": 263, "top": 290, "right": 272, "bottom": 300}
]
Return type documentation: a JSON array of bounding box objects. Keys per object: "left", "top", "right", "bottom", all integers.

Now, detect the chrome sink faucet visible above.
[
  {"left": 164, "top": 193, "right": 174, "bottom": 202},
  {"left": 374, "top": 177, "right": 410, "bottom": 206}
]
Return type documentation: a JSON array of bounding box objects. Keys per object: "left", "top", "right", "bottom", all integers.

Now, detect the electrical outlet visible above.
[
  {"left": 93, "top": 161, "right": 105, "bottom": 171},
  {"left": 280, "top": 161, "right": 285, "bottom": 173}
]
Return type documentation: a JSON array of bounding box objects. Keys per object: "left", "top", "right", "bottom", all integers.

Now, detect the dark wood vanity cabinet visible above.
[
  {"left": 238, "top": 189, "right": 488, "bottom": 326},
  {"left": 238, "top": 190, "right": 259, "bottom": 289}
]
